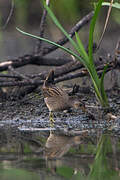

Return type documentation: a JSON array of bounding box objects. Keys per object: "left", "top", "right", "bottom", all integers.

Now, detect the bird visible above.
[{"left": 42, "top": 70, "right": 85, "bottom": 124}]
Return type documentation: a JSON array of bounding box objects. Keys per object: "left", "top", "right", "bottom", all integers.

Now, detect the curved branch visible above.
[{"left": 42, "top": 11, "right": 94, "bottom": 55}]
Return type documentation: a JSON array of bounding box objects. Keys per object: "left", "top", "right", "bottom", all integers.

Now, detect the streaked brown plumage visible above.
[{"left": 42, "top": 70, "right": 84, "bottom": 112}]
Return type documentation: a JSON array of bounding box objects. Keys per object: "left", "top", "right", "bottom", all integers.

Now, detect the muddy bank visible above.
[{"left": 0, "top": 86, "right": 120, "bottom": 134}]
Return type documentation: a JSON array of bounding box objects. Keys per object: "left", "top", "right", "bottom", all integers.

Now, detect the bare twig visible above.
[
  {"left": 42, "top": 11, "right": 94, "bottom": 55},
  {"left": 0, "top": 61, "right": 115, "bottom": 88},
  {"left": 8, "top": 65, "right": 31, "bottom": 82},
  {"left": 0, "top": 55, "right": 72, "bottom": 71},
  {"left": 0, "top": 74, "right": 20, "bottom": 79},
  {"left": 55, "top": 63, "right": 113, "bottom": 84},
  {"left": 0, "top": 79, "right": 42, "bottom": 87},
  {"left": 0, "top": 12, "right": 93, "bottom": 72},
  {"left": 97, "top": 0, "right": 113, "bottom": 50},
  {"left": 34, "top": 0, "right": 50, "bottom": 55},
  {"left": 2, "top": 0, "right": 14, "bottom": 29},
  {"left": 114, "top": 39, "right": 120, "bottom": 62}
]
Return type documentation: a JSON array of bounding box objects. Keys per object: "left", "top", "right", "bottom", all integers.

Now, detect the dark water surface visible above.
[
  {"left": 0, "top": 153, "right": 92, "bottom": 180},
  {"left": 0, "top": 113, "right": 120, "bottom": 180}
]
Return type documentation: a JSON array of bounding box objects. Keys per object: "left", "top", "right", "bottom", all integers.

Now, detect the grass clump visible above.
[{"left": 17, "top": 0, "right": 109, "bottom": 107}]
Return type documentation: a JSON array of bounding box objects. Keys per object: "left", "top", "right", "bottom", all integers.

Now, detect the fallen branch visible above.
[
  {"left": 0, "top": 12, "right": 93, "bottom": 72},
  {"left": 0, "top": 60, "right": 116, "bottom": 88},
  {"left": 0, "top": 55, "right": 72, "bottom": 71},
  {"left": 42, "top": 11, "right": 94, "bottom": 55}
]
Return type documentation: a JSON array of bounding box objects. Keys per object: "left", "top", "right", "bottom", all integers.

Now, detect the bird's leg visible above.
[{"left": 49, "top": 111, "right": 55, "bottom": 127}]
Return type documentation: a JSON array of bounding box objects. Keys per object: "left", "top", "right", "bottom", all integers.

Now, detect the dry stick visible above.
[
  {"left": 0, "top": 55, "right": 72, "bottom": 72},
  {"left": 0, "top": 74, "right": 20, "bottom": 79},
  {"left": 0, "top": 59, "right": 82, "bottom": 98},
  {"left": 7, "top": 66, "right": 37, "bottom": 97},
  {"left": 0, "top": 58, "right": 116, "bottom": 98},
  {"left": 29, "top": 60, "right": 83, "bottom": 80},
  {"left": 0, "top": 62, "right": 115, "bottom": 88},
  {"left": 29, "top": 53, "right": 112, "bottom": 80},
  {"left": 8, "top": 65, "right": 33, "bottom": 83},
  {"left": 0, "top": 12, "right": 93, "bottom": 72},
  {"left": 2, "top": 0, "right": 14, "bottom": 29},
  {"left": 34, "top": 0, "right": 50, "bottom": 55},
  {"left": 31, "top": 56, "right": 72, "bottom": 66},
  {"left": 0, "top": 80, "right": 42, "bottom": 88},
  {"left": 0, "top": 53, "right": 116, "bottom": 88},
  {"left": 96, "top": 0, "right": 113, "bottom": 50},
  {"left": 114, "top": 39, "right": 120, "bottom": 62},
  {"left": 24, "top": 60, "right": 82, "bottom": 79},
  {"left": 0, "top": 11, "right": 94, "bottom": 97},
  {"left": 0, "top": 49, "right": 117, "bottom": 98},
  {"left": 0, "top": 55, "right": 32, "bottom": 71},
  {"left": 55, "top": 63, "right": 114, "bottom": 84},
  {"left": 42, "top": 11, "right": 94, "bottom": 55}
]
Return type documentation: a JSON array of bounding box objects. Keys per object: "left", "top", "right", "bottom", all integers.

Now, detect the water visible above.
[
  {"left": 0, "top": 154, "right": 92, "bottom": 180},
  {"left": 0, "top": 119, "right": 120, "bottom": 180}
]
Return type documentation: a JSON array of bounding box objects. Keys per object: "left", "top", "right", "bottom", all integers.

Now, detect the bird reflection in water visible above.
[{"left": 44, "top": 130, "right": 88, "bottom": 159}]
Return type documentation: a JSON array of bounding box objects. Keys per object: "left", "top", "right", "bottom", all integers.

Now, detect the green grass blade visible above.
[
  {"left": 75, "top": 32, "right": 89, "bottom": 62},
  {"left": 89, "top": 135, "right": 116, "bottom": 180},
  {"left": 87, "top": 0, "right": 108, "bottom": 106},
  {"left": 88, "top": 70, "right": 104, "bottom": 106},
  {"left": 88, "top": 0, "right": 104, "bottom": 64},
  {"left": 43, "top": 1, "right": 83, "bottom": 57},
  {"left": 100, "top": 64, "right": 109, "bottom": 106},
  {"left": 17, "top": 0, "right": 109, "bottom": 108},
  {"left": 100, "top": 64, "right": 108, "bottom": 84},
  {"left": 43, "top": 0, "right": 107, "bottom": 106},
  {"left": 16, "top": 27, "right": 84, "bottom": 63}
]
